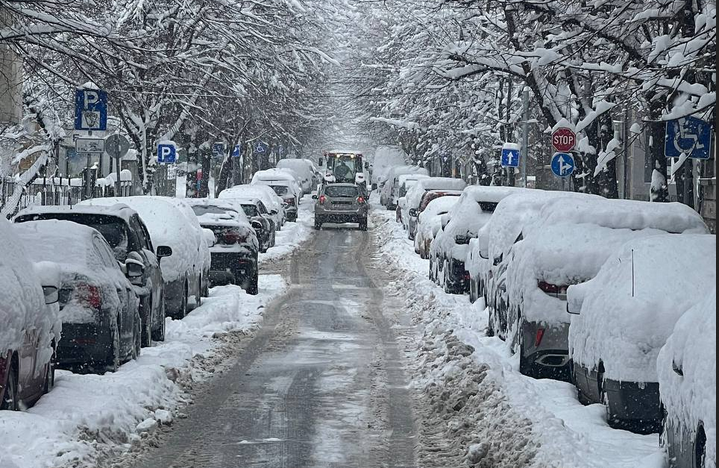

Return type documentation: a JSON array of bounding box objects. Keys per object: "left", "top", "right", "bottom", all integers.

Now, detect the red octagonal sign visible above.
[{"left": 552, "top": 127, "right": 576, "bottom": 152}]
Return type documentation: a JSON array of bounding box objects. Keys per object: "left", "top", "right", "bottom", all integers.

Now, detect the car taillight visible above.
[
  {"left": 319, "top": 195, "right": 327, "bottom": 205},
  {"left": 75, "top": 284, "right": 101, "bottom": 309},
  {"left": 223, "top": 232, "right": 240, "bottom": 244},
  {"left": 535, "top": 328, "right": 545, "bottom": 347},
  {"left": 284, "top": 198, "right": 296, "bottom": 206},
  {"left": 357, "top": 196, "right": 366, "bottom": 204},
  {"left": 538, "top": 281, "right": 568, "bottom": 299}
]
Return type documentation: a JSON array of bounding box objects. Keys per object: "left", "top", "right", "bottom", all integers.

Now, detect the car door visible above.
[
  {"left": 257, "top": 201, "right": 275, "bottom": 232},
  {"left": 135, "top": 216, "right": 163, "bottom": 322}
]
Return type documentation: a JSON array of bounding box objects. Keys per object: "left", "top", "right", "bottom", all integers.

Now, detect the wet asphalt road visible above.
[{"left": 130, "top": 225, "right": 417, "bottom": 468}]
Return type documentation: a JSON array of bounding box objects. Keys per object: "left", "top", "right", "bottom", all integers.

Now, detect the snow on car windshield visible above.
[{"left": 325, "top": 185, "right": 359, "bottom": 198}]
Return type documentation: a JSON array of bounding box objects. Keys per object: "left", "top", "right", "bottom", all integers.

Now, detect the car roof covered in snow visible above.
[
  {"left": 219, "top": 185, "right": 283, "bottom": 211},
  {"left": 535, "top": 197, "right": 708, "bottom": 235},
  {"left": 568, "top": 234, "right": 716, "bottom": 383},
  {"left": 657, "top": 289, "right": 716, "bottom": 449}
]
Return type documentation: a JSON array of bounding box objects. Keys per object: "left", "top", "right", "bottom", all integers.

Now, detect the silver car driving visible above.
[{"left": 314, "top": 183, "right": 368, "bottom": 231}]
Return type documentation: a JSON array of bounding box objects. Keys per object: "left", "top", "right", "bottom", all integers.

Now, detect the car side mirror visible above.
[
  {"left": 566, "top": 294, "right": 582, "bottom": 315},
  {"left": 202, "top": 228, "right": 216, "bottom": 247},
  {"left": 318, "top": 159, "right": 323, "bottom": 167},
  {"left": 42, "top": 286, "right": 59, "bottom": 305},
  {"left": 251, "top": 220, "right": 264, "bottom": 231},
  {"left": 312, "top": 194, "right": 318, "bottom": 200},
  {"left": 156, "top": 245, "right": 173, "bottom": 258},
  {"left": 492, "top": 253, "right": 503, "bottom": 266},
  {"left": 372, "top": 183, "right": 378, "bottom": 191},
  {"left": 409, "top": 208, "right": 418, "bottom": 218},
  {"left": 479, "top": 248, "right": 490, "bottom": 260},
  {"left": 125, "top": 259, "right": 144, "bottom": 279}
]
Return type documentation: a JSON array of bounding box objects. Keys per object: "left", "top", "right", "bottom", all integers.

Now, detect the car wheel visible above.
[
  {"left": 176, "top": 280, "right": 189, "bottom": 319},
  {"left": 359, "top": 218, "right": 368, "bottom": 231},
  {"left": 152, "top": 295, "right": 166, "bottom": 342},
  {"left": 518, "top": 325, "right": 536, "bottom": 378},
  {"left": 141, "top": 295, "right": 152, "bottom": 347},
  {"left": 695, "top": 425, "right": 707, "bottom": 468},
  {"left": 247, "top": 269, "right": 259, "bottom": 296},
  {"left": 105, "top": 321, "right": 121, "bottom": 373},
  {"left": 487, "top": 310, "right": 496, "bottom": 337},
  {"left": 194, "top": 277, "right": 203, "bottom": 309},
  {"left": 1, "top": 361, "right": 19, "bottom": 411},
  {"left": 598, "top": 368, "right": 616, "bottom": 427},
  {"left": 443, "top": 260, "right": 452, "bottom": 293},
  {"left": 43, "top": 347, "right": 56, "bottom": 393}
]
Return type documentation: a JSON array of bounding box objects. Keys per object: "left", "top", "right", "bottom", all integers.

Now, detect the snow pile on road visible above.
[
  {"left": 657, "top": 290, "right": 716, "bottom": 468},
  {"left": 370, "top": 204, "right": 665, "bottom": 468},
  {"left": 569, "top": 234, "right": 716, "bottom": 383}
]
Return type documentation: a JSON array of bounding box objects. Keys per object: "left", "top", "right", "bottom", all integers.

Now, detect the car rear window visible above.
[
  {"left": 479, "top": 202, "right": 499, "bottom": 213},
  {"left": 325, "top": 186, "right": 358, "bottom": 198},
  {"left": 271, "top": 185, "right": 290, "bottom": 196},
  {"left": 192, "top": 205, "right": 236, "bottom": 217},
  {"left": 17, "top": 213, "right": 129, "bottom": 250},
  {"left": 241, "top": 204, "right": 258, "bottom": 217}
]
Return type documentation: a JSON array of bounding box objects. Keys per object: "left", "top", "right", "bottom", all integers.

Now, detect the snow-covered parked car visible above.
[
  {"left": 402, "top": 177, "right": 466, "bottom": 239},
  {"left": 15, "top": 220, "right": 141, "bottom": 373},
  {"left": 380, "top": 165, "right": 429, "bottom": 209},
  {"left": 277, "top": 158, "right": 315, "bottom": 194},
  {"left": 394, "top": 173, "right": 429, "bottom": 222},
  {"left": 82, "top": 197, "right": 208, "bottom": 319},
  {"left": 186, "top": 199, "right": 260, "bottom": 294},
  {"left": 414, "top": 195, "right": 461, "bottom": 259},
  {"left": 658, "top": 289, "right": 716, "bottom": 468},
  {"left": 567, "top": 234, "right": 716, "bottom": 433},
  {"left": 504, "top": 197, "right": 709, "bottom": 381},
  {"left": 0, "top": 219, "right": 61, "bottom": 410},
  {"left": 251, "top": 169, "right": 302, "bottom": 221},
  {"left": 220, "top": 184, "right": 286, "bottom": 230},
  {"left": 15, "top": 204, "right": 169, "bottom": 346},
  {"left": 429, "top": 186, "right": 522, "bottom": 294}
]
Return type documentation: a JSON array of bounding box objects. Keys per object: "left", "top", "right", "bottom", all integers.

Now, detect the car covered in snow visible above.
[
  {"left": 15, "top": 220, "right": 141, "bottom": 373},
  {"left": 429, "top": 186, "right": 522, "bottom": 294},
  {"left": 251, "top": 169, "right": 302, "bottom": 221},
  {"left": 657, "top": 289, "right": 716, "bottom": 468},
  {"left": 394, "top": 173, "right": 429, "bottom": 221},
  {"left": 0, "top": 219, "right": 61, "bottom": 410},
  {"left": 313, "top": 183, "right": 369, "bottom": 230},
  {"left": 402, "top": 177, "right": 466, "bottom": 239},
  {"left": 414, "top": 195, "right": 461, "bottom": 259},
  {"left": 567, "top": 234, "right": 716, "bottom": 432},
  {"left": 82, "top": 197, "right": 208, "bottom": 319},
  {"left": 15, "top": 204, "right": 170, "bottom": 346},
  {"left": 219, "top": 184, "right": 286, "bottom": 230},
  {"left": 186, "top": 199, "right": 260, "bottom": 294},
  {"left": 380, "top": 165, "right": 429, "bottom": 209},
  {"left": 503, "top": 197, "right": 708, "bottom": 381},
  {"left": 277, "top": 158, "right": 315, "bottom": 194}
]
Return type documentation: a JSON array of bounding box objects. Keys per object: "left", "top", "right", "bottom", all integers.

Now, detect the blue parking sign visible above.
[
  {"left": 74, "top": 88, "right": 108, "bottom": 131},
  {"left": 157, "top": 144, "right": 176, "bottom": 164}
]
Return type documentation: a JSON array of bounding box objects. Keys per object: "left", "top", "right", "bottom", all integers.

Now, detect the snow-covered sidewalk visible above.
[
  {"left": 0, "top": 203, "right": 313, "bottom": 468},
  {"left": 370, "top": 202, "right": 666, "bottom": 468}
]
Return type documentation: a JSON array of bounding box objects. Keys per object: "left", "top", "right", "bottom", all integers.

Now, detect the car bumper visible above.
[
  {"left": 315, "top": 207, "right": 368, "bottom": 223},
  {"left": 208, "top": 252, "right": 258, "bottom": 286},
  {"left": 57, "top": 322, "right": 112, "bottom": 368},
  {"left": 521, "top": 321, "right": 571, "bottom": 379},
  {"left": 604, "top": 379, "right": 661, "bottom": 431}
]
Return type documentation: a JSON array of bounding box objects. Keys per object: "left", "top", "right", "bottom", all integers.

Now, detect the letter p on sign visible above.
[{"left": 157, "top": 144, "right": 176, "bottom": 164}]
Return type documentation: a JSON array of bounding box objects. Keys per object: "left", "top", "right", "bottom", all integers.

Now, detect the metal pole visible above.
[
  {"left": 116, "top": 156, "right": 122, "bottom": 196},
  {"left": 84, "top": 153, "right": 92, "bottom": 199},
  {"left": 521, "top": 87, "right": 530, "bottom": 188}
]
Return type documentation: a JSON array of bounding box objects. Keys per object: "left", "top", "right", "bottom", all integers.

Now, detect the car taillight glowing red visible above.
[
  {"left": 535, "top": 328, "right": 545, "bottom": 347},
  {"left": 223, "top": 232, "right": 240, "bottom": 244},
  {"left": 319, "top": 195, "right": 327, "bottom": 204},
  {"left": 357, "top": 196, "right": 366, "bottom": 204},
  {"left": 284, "top": 198, "right": 296, "bottom": 206},
  {"left": 538, "top": 281, "right": 568, "bottom": 296},
  {"left": 76, "top": 284, "right": 101, "bottom": 309}
]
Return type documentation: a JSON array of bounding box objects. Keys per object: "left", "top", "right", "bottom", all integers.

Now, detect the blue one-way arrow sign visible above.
[
  {"left": 74, "top": 88, "right": 108, "bottom": 131},
  {"left": 665, "top": 117, "right": 712, "bottom": 160},
  {"left": 501, "top": 144, "right": 520, "bottom": 168},
  {"left": 551, "top": 152, "right": 575, "bottom": 177}
]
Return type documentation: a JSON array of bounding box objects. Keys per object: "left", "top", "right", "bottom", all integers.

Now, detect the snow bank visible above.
[
  {"left": 657, "top": 290, "right": 716, "bottom": 468},
  {"left": 569, "top": 234, "right": 716, "bottom": 383}
]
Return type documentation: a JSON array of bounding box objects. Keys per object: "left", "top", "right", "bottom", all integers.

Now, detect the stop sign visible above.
[{"left": 552, "top": 127, "right": 576, "bottom": 152}]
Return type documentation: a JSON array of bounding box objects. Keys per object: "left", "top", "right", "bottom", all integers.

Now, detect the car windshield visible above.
[
  {"left": 325, "top": 185, "right": 358, "bottom": 198},
  {"left": 271, "top": 185, "right": 290, "bottom": 196},
  {"left": 16, "top": 212, "right": 129, "bottom": 253},
  {"left": 241, "top": 204, "right": 258, "bottom": 217}
]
